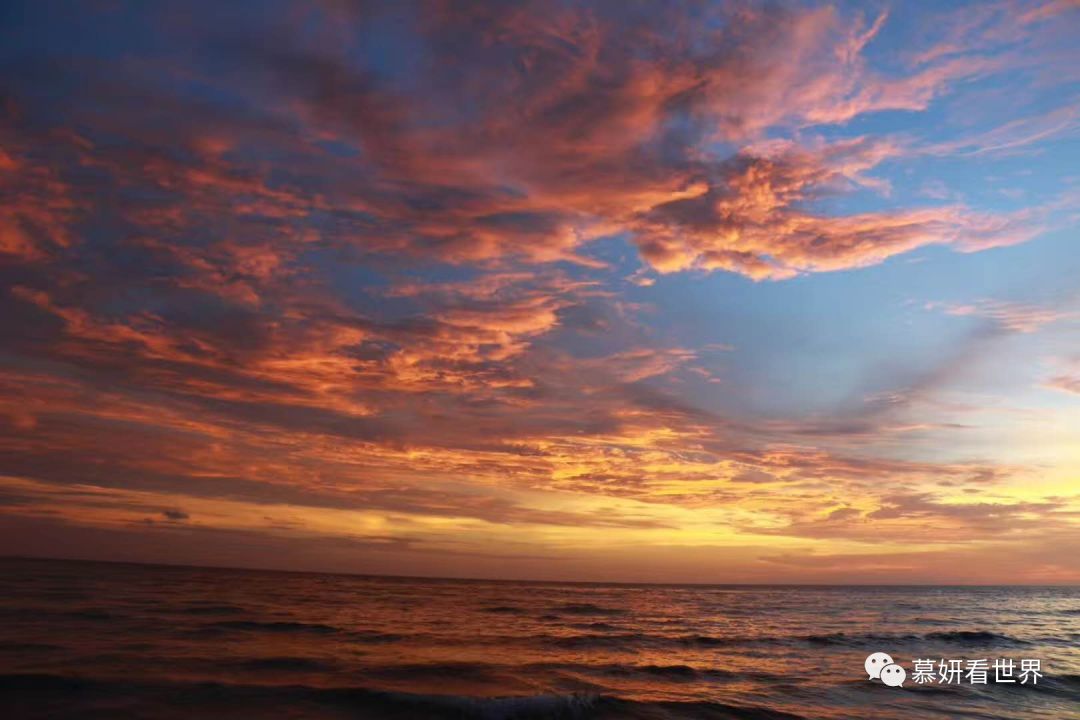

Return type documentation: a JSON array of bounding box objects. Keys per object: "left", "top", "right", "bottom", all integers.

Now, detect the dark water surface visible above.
[{"left": 0, "top": 557, "right": 1077, "bottom": 719}]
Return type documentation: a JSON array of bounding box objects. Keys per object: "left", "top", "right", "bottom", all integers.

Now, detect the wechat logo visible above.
[{"left": 865, "top": 651, "right": 906, "bottom": 688}]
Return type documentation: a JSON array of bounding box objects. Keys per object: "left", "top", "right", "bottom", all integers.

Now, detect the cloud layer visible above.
[{"left": 0, "top": 0, "right": 1078, "bottom": 582}]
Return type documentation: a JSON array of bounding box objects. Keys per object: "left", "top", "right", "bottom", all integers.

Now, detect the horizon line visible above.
[{"left": 4, "top": 554, "right": 1077, "bottom": 589}]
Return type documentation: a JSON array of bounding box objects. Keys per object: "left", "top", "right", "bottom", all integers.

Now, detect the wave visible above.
[
  {"left": 232, "top": 657, "right": 337, "bottom": 672},
  {"left": 174, "top": 604, "right": 246, "bottom": 615},
  {"left": 348, "top": 630, "right": 405, "bottom": 643},
  {"left": 686, "top": 629, "right": 1036, "bottom": 648},
  {"left": 0, "top": 642, "right": 61, "bottom": 652},
  {"left": 0, "top": 673, "right": 808, "bottom": 720},
  {"left": 203, "top": 620, "right": 340, "bottom": 635},
  {"left": 569, "top": 622, "right": 620, "bottom": 632},
  {"left": 586, "top": 663, "right": 753, "bottom": 682},
  {"left": 732, "top": 629, "right": 1029, "bottom": 648},
  {"left": 188, "top": 622, "right": 1037, "bottom": 651},
  {"left": 483, "top": 605, "right": 528, "bottom": 615},
  {"left": 0, "top": 607, "right": 118, "bottom": 621},
  {"left": 419, "top": 691, "right": 601, "bottom": 719},
  {"left": 361, "top": 660, "right": 748, "bottom": 684},
  {"left": 539, "top": 629, "right": 1032, "bottom": 651},
  {"left": 676, "top": 631, "right": 918, "bottom": 648},
  {"left": 190, "top": 622, "right": 403, "bottom": 644},
  {"left": 19, "top": 590, "right": 88, "bottom": 601},
  {"left": 602, "top": 663, "right": 702, "bottom": 679},
  {"left": 366, "top": 661, "right": 506, "bottom": 682},
  {"left": 923, "top": 630, "right": 1029, "bottom": 646},
  {"left": 551, "top": 632, "right": 649, "bottom": 649},
  {"left": 552, "top": 603, "right": 627, "bottom": 616},
  {"left": 58, "top": 608, "right": 117, "bottom": 620}
]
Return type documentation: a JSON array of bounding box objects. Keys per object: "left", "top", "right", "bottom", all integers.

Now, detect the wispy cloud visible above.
[{"left": 926, "top": 299, "right": 1076, "bottom": 333}]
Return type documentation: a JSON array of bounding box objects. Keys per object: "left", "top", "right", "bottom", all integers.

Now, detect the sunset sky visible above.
[{"left": 1, "top": 0, "right": 1078, "bottom": 584}]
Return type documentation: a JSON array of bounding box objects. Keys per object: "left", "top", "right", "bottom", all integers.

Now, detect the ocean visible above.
[{"left": 0, "top": 557, "right": 1076, "bottom": 719}]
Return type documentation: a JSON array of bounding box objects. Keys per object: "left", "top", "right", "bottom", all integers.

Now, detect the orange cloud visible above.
[
  {"left": 631, "top": 138, "right": 1042, "bottom": 277},
  {"left": 0, "top": 140, "right": 80, "bottom": 261},
  {"left": 0, "top": 0, "right": 1077, "bottom": 582},
  {"left": 1, "top": 1, "right": 1059, "bottom": 289}
]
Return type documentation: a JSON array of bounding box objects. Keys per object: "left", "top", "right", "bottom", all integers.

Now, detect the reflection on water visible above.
[{"left": 0, "top": 557, "right": 1077, "bottom": 719}]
